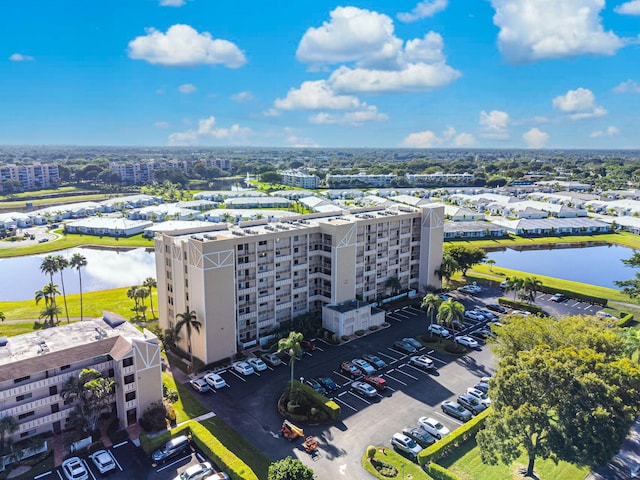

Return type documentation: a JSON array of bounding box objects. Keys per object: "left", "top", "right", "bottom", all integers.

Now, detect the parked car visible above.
[
  {"left": 473, "top": 381, "right": 490, "bottom": 394},
  {"left": 402, "top": 337, "right": 423, "bottom": 349},
  {"left": 209, "top": 475, "right": 230, "bottom": 480},
  {"left": 189, "top": 378, "right": 210, "bottom": 393},
  {"left": 363, "top": 375, "right": 387, "bottom": 392},
  {"left": 438, "top": 293, "right": 451, "bottom": 301},
  {"left": 391, "top": 432, "right": 423, "bottom": 459},
  {"left": 455, "top": 335, "right": 480, "bottom": 349},
  {"left": 460, "top": 283, "right": 482, "bottom": 294},
  {"left": 486, "top": 303, "right": 507, "bottom": 313},
  {"left": 246, "top": 357, "right": 267, "bottom": 372},
  {"left": 232, "top": 361, "right": 254, "bottom": 376},
  {"left": 596, "top": 310, "right": 616, "bottom": 319},
  {"left": 451, "top": 320, "right": 466, "bottom": 331},
  {"left": 89, "top": 450, "right": 116, "bottom": 474},
  {"left": 441, "top": 400, "right": 473, "bottom": 422},
  {"left": 305, "top": 378, "right": 327, "bottom": 395},
  {"left": 458, "top": 393, "right": 488, "bottom": 414},
  {"left": 402, "top": 426, "right": 437, "bottom": 448},
  {"left": 352, "top": 358, "right": 376, "bottom": 375},
  {"left": 301, "top": 339, "right": 316, "bottom": 351},
  {"left": 318, "top": 376, "right": 339, "bottom": 391},
  {"left": 203, "top": 372, "right": 227, "bottom": 390},
  {"left": 62, "top": 457, "right": 89, "bottom": 480},
  {"left": 476, "top": 309, "right": 498, "bottom": 321},
  {"left": 362, "top": 353, "right": 387, "bottom": 369},
  {"left": 152, "top": 435, "right": 191, "bottom": 463},
  {"left": 261, "top": 352, "right": 283, "bottom": 367},
  {"left": 392, "top": 340, "right": 417, "bottom": 354},
  {"left": 351, "top": 381, "right": 378, "bottom": 398},
  {"left": 174, "top": 462, "right": 213, "bottom": 480},
  {"left": 550, "top": 293, "right": 567, "bottom": 302},
  {"left": 509, "top": 310, "right": 531, "bottom": 317},
  {"left": 472, "top": 327, "right": 495, "bottom": 339},
  {"left": 340, "top": 361, "right": 363, "bottom": 378},
  {"left": 418, "top": 416, "right": 450, "bottom": 439},
  {"left": 427, "top": 324, "right": 450, "bottom": 337},
  {"left": 464, "top": 310, "right": 485, "bottom": 321},
  {"left": 409, "top": 355, "right": 435, "bottom": 371},
  {"left": 466, "top": 387, "right": 491, "bottom": 406}
]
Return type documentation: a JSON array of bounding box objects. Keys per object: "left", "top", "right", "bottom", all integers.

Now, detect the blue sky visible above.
[{"left": 2, "top": 0, "right": 640, "bottom": 149}]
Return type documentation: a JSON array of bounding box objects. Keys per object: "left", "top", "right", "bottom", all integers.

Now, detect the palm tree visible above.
[
  {"left": 40, "top": 255, "right": 59, "bottom": 321},
  {"left": 70, "top": 253, "right": 88, "bottom": 321},
  {"left": 0, "top": 312, "right": 5, "bottom": 323},
  {"left": 39, "top": 303, "right": 61, "bottom": 327},
  {"left": 135, "top": 287, "right": 149, "bottom": 320},
  {"left": 54, "top": 255, "right": 70, "bottom": 323},
  {"left": 421, "top": 293, "right": 442, "bottom": 327},
  {"left": 504, "top": 276, "right": 524, "bottom": 301},
  {"left": 434, "top": 253, "right": 458, "bottom": 288},
  {"left": 277, "top": 331, "right": 304, "bottom": 394},
  {"left": 126, "top": 286, "right": 140, "bottom": 319},
  {"left": 385, "top": 276, "right": 402, "bottom": 296},
  {"left": 437, "top": 299, "right": 465, "bottom": 329},
  {"left": 35, "top": 282, "right": 60, "bottom": 306},
  {"left": 0, "top": 415, "right": 18, "bottom": 453},
  {"left": 486, "top": 259, "right": 496, "bottom": 272},
  {"left": 174, "top": 310, "right": 202, "bottom": 369},
  {"left": 521, "top": 276, "right": 543, "bottom": 304},
  {"left": 143, "top": 277, "right": 157, "bottom": 319}
]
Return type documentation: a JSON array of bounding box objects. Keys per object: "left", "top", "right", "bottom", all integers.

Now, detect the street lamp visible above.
[{"left": 401, "top": 462, "right": 406, "bottom": 479}]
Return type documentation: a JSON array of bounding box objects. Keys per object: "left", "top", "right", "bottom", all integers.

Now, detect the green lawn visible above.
[
  {"left": 0, "top": 193, "right": 114, "bottom": 210},
  {"left": 0, "top": 186, "right": 84, "bottom": 200},
  {"left": 439, "top": 438, "right": 589, "bottom": 480},
  {"left": 361, "top": 448, "right": 432, "bottom": 479}
]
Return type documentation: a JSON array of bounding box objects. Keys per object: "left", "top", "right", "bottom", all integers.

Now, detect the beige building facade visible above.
[
  {"left": 0, "top": 313, "right": 162, "bottom": 443},
  {"left": 154, "top": 205, "right": 444, "bottom": 364}
]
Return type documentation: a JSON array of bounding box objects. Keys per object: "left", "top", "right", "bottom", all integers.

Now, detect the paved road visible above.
[{"left": 586, "top": 417, "right": 640, "bottom": 480}]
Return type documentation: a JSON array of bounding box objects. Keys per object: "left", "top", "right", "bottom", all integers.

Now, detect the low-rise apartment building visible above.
[
  {"left": 0, "top": 313, "right": 162, "bottom": 443},
  {"left": 154, "top": 205, "right": 444, "bottom": 364},
  {"left": 280, "top": 170, "right": 320, "bottom": 189}
]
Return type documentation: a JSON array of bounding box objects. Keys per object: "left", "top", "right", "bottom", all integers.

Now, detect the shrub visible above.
[
  {"left": 139, "top": 401, "right": 168, "bottom": 432},
  {"left": 366, "top": 445, "right": 377, "bottom": 460},
  {"left": 618, "top": 313, "right": 634, "bottom": 327},
  {"left": 163, "top": 383, "right": 179, "bottom": 403},
  {"left": 369, "top": 325, "right": 379, "bottom": 331},
  {"left": 428, "top": 462, "right": 462, "bottom": 480},
  {"left": 289, "top": 380, "right": 341, "bottom": 421},
  {"left": 445, "top": 342, "right": 468, "bottom": 354},
  {"left": 108, "top": 429, "right": 129, "bottom": 445},
  {"left": 341, "top": 335, "right": 349, "bottom": 341},
  {"left": 355, "top": 329, "right": 365, "bottom": 336},
  {"left": 497, "top": 297, "right": 543, "bottom": 314}
]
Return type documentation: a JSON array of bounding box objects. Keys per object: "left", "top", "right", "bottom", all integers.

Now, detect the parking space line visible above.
[
  {"left": 571, "top": 302, "right": 580, "bottom": 308},
  {"left": 333, "top": 370, "right": 353, "bottom": 382},
  {"left": 394, "top": 365, "right": 418, "bottom": 380},
  {"left": 406, "top": 364, "right": 432, "bottom": 375},
  {"left": 406, "top": 306, "right": 422, "bottom": 314},
  {"left": 385, "top": 385, "right": 396, "bottom": 392},
  {"left": 422, "top": 353, "right": 446, "bottom": 366},
  {"left": 109, "top": 449, "right": 124, "bottom": 472},
  {"left": 333, "top": 396, "right": 358, "bottom": 412},
  {"left": 34, "top": 472, "right": 52, "bottom": 480},
  {"left": 196, "top": 452, "right": 206, "bottom": 462},
  {"left": 315, "top": 346, "right": 324, "bottom": 352},
  {"left": 434, "top": 410, "right": 463, "bottom": 425},
  {"left": 156, "top": 453, "right": 193, "bottom": 472},
  {"left": 84, "top": 459, "right": 96, "bottom": 480},
  {"left": 348, "top": 391, "right": 371, "bottom": 405},
  {"left": 387, "top": 347, "right": 409, "bottom": 356},
  {"left": 377, "top": 350, "right": 399, "bottom": 361},
  {"left": 56, "top": 469, "right": 63, "bottom": 480},
  {"left": 393, "top": 312, "right": 411, "bottom": 319},
  {"left": 113, "top": 440, "right": 128, "bottom": 448},
  {"left": 382, "top": 372, "right": 407, "bottom": 386},
  {"left": 229, "top": 370, "right": 247, "bottom": 382},
  {"left": 386, "top": 315, "right": 403, "bottom": 323}
]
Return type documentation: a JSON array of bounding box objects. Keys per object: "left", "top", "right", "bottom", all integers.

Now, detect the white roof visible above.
[{"left": 66, "top": 217, "right": 153, "bottom": 230}]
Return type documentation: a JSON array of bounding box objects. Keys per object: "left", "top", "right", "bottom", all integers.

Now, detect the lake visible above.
[
  {"left": 0, "top": 247, "right": 156, "bottom": 301},
  {"left": 486, "top": 244, "right": 635, "bottom": 289}
]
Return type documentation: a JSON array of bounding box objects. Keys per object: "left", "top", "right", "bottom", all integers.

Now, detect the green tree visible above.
[
  {"left": 40, "top": 255, "right": 60, "bottom": 322},
  {"left": 0, "top": 312, "right": 4, "bottom": 322},
  {"left": 444, "top": 244, "right": 487, "bottom": 276},
  {"left": 35, "top": 282, "right": 61, "bottom": 326},
  {"left": 437, "top": 299, "right": 465, "bottom": 329},
  {"left": 385, "top": 276, "right": 402, "bottom": 296},
  {"left": 615, "top": 250, "right": 640, "bottom": 298},
  {"left": 434, "top": 252, "right": 458, "bottom": 287},
  {"left": 421, "top": 293, "right": 442, "bottom": 327},
  {"left": 260, "top": 171, "right": 282, "bottom": 185},
  {"left": 277, "top": 331, "right": 303, "bottom": 394},
  {"left": 486, "top": 259, "right": 496, "bottom": 271},
  {"left": 175, "top": 310, "right": 202, "bottom": 368},
  {"left": 521, "top": 276, "right": 543, "bottom": 304},
  {"left": 61, "top": 368, "right": 115, "bottom": 433},
  {"left": 70, "top": 253, "right": 88, "bottom": 321},
  {"left": 0, "top": 415, "right": 18, "bottom": 453},
  {"left": 267, "top": 456, "right": 315, "bottom": 480},
  {"left": 143, "top": 277, "right": 157, "bottom": 319},
  {"left": 503, "top": 276, "right": 524, "bottom": 301},
  {"left": 54, "top": 255, "right": 70, "bottom": 323},
  {"left": 135, "top": 286, "right": 149, "bottom": 320}
]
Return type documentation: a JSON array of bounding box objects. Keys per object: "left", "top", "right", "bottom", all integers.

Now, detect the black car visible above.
[
  {"left": 392, "top": 340, "right": 417, "bottom": 354},
  {"left": 486, "top": 303, "right": 507, "bottom": 313},
  {"left": 305, "top": 378, "right": 327, "bottom": 395},
  {"left": 317, "top": 376, "right": 339, "bottom": 391},
  {"left": 402, "top": 426, "right": 437, "bottom": 448},
  {"left": 151, "top": 435, "right": 190, "bottom": 463}
]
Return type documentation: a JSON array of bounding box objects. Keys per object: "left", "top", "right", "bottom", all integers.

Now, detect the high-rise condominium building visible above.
[{"left": 0, "top": 163, "right": 60, "bottom": 192}]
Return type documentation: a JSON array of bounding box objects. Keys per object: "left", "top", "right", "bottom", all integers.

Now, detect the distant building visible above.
[
  {"left": 405, "top": 172, "right": 474, "bottom": 186},
  {"left": 199, "top": 157, "right": 232, "bottom": 171},
  {"left": 64, "top": 217, "right": 153, "bottom": 237},
  {"left": 0, "top": 163, "right": 60, "bottom": 192},
  {"left": 109, "top": 160, "right": 188, "bottom": 185},
  {"left": 326, "top": 173, "right": 395, "bottom": 188},
  {"left": 280, "top": 171, "right": 320, "bottom": 189}
]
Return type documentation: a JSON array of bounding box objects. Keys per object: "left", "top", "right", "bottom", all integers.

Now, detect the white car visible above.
[
  {"left": 351, "top": 381, "right": 378, "bottom": 398},
  {"left": 409, "top": 355, "right": 435, "bottom": 371},
  {"left": 232, "top": 361, "right": 255, "bottom": 376},
  {"left": 174, "top": 462, "right": 213, "bottom": 480},
  {"left": 464, "top": 310, "right": 485, "bottom": 321},
  {"left": 189, "top": 378, "right": 210, "bottom": 393},
  {"left": 418, "top": 416, "right": 450, "bottom": 439},
  {"left": 89, "top": 449, "right": 116, "bottom": 474},
  {"left": 391, "top": 432, "right": 423, "bottom": 458},
  {"left": 62, "top": 457, "right": 89, "bottom": 480},
  {"left": 247, "top": 357, "right": 268, "bottom": 372},
  {"left": 466, "top": 387, "right": 491, "bottom": 406},
  {"left": 427, "top": 324, "right": 450, "bottom": 337},
  {"left": 203, "top": 372, "right": 227, "bottom": 389},
  {"left": 455, "top": 335, "right": 480, "bottom": 349},
  {"left": 261, "top": 352, "right": 283, "bottom": 367},
  {"left": 352, "top": 358, "right": 376, "bottom": 375}
]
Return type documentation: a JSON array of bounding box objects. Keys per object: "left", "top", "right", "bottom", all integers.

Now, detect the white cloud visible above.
[
  {"left": 552, "top": 88, "right": 607, "bottom": 119},
  {"left": 454, "top": 133, "right": 477, "bottom": 147},
  {"left": 309, "top": 106, "right": 388, "bottom": 125},
  {"left": 275, "top": 80, "right": 362, "bottom": 110},
  {"left": 263, "top": 108, "right": 281, "bottom": 117},
  {"left": 479, "top": 110, "right": 510, "bottom": 139},
  {"left": 398, "top": 0, "right": 448, "bottom": 23},
  {"left": 404, "top": 32, "right": 445, "bottom": 63},
  {"left": 590, "top": 126, "right": 620, "bottom": 138},
  {"left": 9, "top": 53, "right": 34, "bottom": 62},
  {"left": 491, "top": 0, "right": 624, "bottom": 63},
  {"left": 615, "top": 0, "right": 640, "bottom": 14},
  {"left": 522, "top": 128, "right": 549, "bottom": 148},
  {"left": 128, "top": 24, "right": 246, "bottom": 68},
  {"left": 169, "top": 116, "right": 251, "bottom": 145},
  {"left": 178, "top": 83, "right": 197, "bottom": 94},
  {"left": 231, "top": 91, "right": 253, "bottom": 102},
  {"left": 285, "top": 131, "right": 320, "bottom": 148},
  {"left": 402, "top": 130, "right": 442, "bottom": 148},
  {"left": 159, "top": 0, "right": 185, "bottom": 6},
  {"left": 614, "top": 79, "right": 640, "bottom": 93},
  {"left": 154, "top": 121, "right": 170, "bottom": 129}
]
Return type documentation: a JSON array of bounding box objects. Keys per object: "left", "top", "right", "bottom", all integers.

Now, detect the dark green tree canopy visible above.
[
  {"left": 267, "top": 456, "right": 314, "bottom": 480},
  {"left": 444, "top": 244, "right": 487, "bottom": 276}
]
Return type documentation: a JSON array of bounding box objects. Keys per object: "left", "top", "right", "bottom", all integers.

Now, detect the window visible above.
[
  {"left": 18, "top": 411, "right": 34, "bottom": 420},
  {"left": 51, "top": 403, "right": 59, "bottom": 414},
  {"left": 259, "top": 240, "right": 267, "bottom": 246},
  {"left": 125, "top": 391, "right": 136, "bottom": 402},
  {"left": 108, "top": 368, "right": 115, "bottom": 378},
  {"left": 16, "top": 393, "right": 32, "bottom": 402},
  {"left": 20, "top": 430, "right": 36, "bottom": 438},
  {"left": 238, "top": 244, "right": 244, "bottom": 251},
  {"left": 124, "top": 374, "right": 135, "bottom": 385},
  {"left": 123, "top": 357, "right": 134, "bottom": 368},
  {"left": 14, "top": 375, "right": 31, "bottom": 383},
  {"left": 49, "top": 385, "right": 58, "bottom": 396}
]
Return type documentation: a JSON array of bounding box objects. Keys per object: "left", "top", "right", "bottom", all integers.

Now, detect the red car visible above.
[
  {"left": 301, "top": 339, "right": 316, "bottom": 352},
  {"left": 340, "top": 361, "right": 363, "bottom": 378},
  {"left": 363, "top": 375, "right": 387, "bottom": 392},
  {"left": 451, "top": 320, "right": 466, "bottom": 331}
]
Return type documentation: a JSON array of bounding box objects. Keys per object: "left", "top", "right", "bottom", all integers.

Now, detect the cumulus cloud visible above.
[
  {"left": 479, "top": 110, "right": 510, "bottom": 139},
  {"left": 285, "top": 131, "right": 320, "bottom": 148},
  {"left": 614, "top": 79, "right": 640, "bottom": 93},
  {"left": 9, "top": 53, "right": 34, "bottom": 61},
  {"left": 552, "top": 88, "right": 607, "bottom": 119},
  {"left": 491, "top": 0, "right": 624, "bottom": 63},
  {"left": 128, "top": 24, "right": 246, "bottom": 68},
  {"left": 178, "top": 83, "right": 197, "bottom": 94},
  {"left": 398, "top": 0, "right": 448, "bottom": 22},
  {"left": 168, "top": 116, "right": 251, "bottom": 145},
  {"left": 404, "top": 32, "right": 445, "bottom": 63},
  {"left": 154, "top": 121, "right": 170, "bottom": 129},
  {"left": 231, "top": 91, "right": 253, "bottom": 102},
  {"left": 615, "top": 0, "right": 640, "bottom": 14},
  {"left": 454, "top": 133, "right": 477, "bottom": 147},
  {"left": 309, "top": 106, "right": 388, "bottom": 125},
  {"left": 263, "top": 108, "right": 281, "bottom": 117},
  {"left": 401, "top": 127, "right": 474, "bottom": 148},
  {"left": 522, "top": 128, "right": 549, "bottom": 148},
  {"left": 590, "top": 126, "right": 620, "bottom": 138},
  {"left": 160, "top": 0, "right": 185, "bottom": 6},
  {"left": 275, "top": 80, "right": 362, "bottom": 110}
]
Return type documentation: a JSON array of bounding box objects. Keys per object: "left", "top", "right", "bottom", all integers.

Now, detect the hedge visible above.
[
  {"left": 139, "top": 421, "right": 259, "bottom": 480},
  {"left": 417, "top": 408, "right": 491, "bottom": 466},
  {"left": 618, "top": 313, "right": 635, "bottom": 328},
  {"left": 291, "top": 380, "right": 341, "bottom": 421},
  {"left": 428, "top": 463, "right": 463, "bottom": 480},
  {"left": 538, "top": 285, "right": 607, "bottom": 306},
  {"left": 497, "top": 297, "right": 543, "bottom": 314}
]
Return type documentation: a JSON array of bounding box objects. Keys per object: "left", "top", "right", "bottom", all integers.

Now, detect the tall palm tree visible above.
[
  {"left": 486, "top": 259, "right": 496, "bottom": 272},
  {"left": 277, "top": 331, "right": 303, "bottom": 394},
  {"left": 437, "top": 299, "right": 465, "bottom": 329},
  {"left": 39, "top": 303, "right": 61, "bottom": 327},
  {"left": 126, "top": 286, "right": 139, "bottom": 318},
  {"left": 143, "top": 277, "right": 157, "bottom": 319},
  {"left": 521, "top": 276, "right": 543, "bottom": 304},
  {"left": 434, "top": 253, "right": 458, "bottom": 288},
  {"left": 70, "top": 253, "right": 88, "bottom": 321},
  {"left": 35, "top": 283, "right": 61, "bottom": 325},
  {"left": 174, "top": 310, "right": 202, "bottom": 369},
  {"left": 54, "top": 255, "right": 70, "bottom": 323},
  {"left": 135, "top": 287, "right": 149, "bottom": 320},
  {"left": 504, "top": 276, "right": 524, "bottom": 301},
  {"left": 421, "top": 293, "right": 442, "bottom": 327},
  {"left": 40, "top": 255, "right": 59, "bottom": 321}
]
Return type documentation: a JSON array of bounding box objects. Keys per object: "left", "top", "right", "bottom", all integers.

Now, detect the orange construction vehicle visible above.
[
  {"left": 281, "top": 420, "right": 304, "bottom": 441},
  {"left": 304, "top": 435, "right": 318, "bottom": 454}
]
